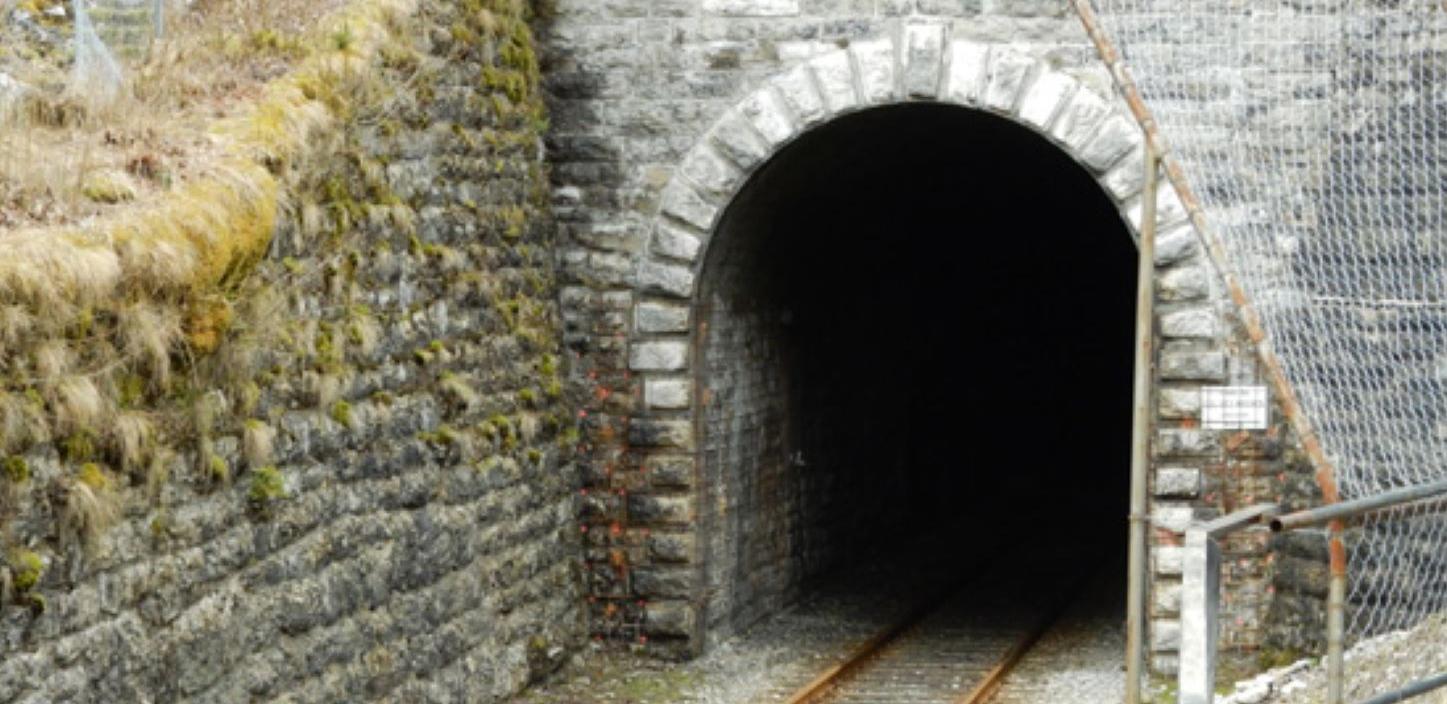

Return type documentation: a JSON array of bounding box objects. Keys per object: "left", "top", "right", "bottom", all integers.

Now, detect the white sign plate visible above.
[{"left": 1201, "top": 386, "right": 1269, "bottom": 430}]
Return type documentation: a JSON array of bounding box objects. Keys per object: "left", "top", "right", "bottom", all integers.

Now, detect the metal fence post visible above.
[{"left": 1124, "top": 140, "right": 1159, "bottom": 704}]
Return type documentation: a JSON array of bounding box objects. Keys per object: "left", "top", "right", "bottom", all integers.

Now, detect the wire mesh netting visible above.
[{"left": 1086, "top": 0, "right": 1447, "bottom": 659}]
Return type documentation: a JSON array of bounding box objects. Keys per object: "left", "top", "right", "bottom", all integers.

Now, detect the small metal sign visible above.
[{"left": 1201, "top": 386, "right": 1269, "bottom": 430}]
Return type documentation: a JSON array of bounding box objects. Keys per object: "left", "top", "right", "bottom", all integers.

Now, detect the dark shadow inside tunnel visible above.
[{"left": 693, "top": 103, "right": 1137, "bottom": 645}]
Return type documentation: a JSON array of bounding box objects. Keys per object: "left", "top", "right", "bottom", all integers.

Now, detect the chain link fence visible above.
[{"left": 1081, "top": 0, "right": 1447, "bottom": 698}]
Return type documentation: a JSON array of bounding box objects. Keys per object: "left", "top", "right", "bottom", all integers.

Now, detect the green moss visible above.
[
  {"left": 117, "top": 374, "right": 146, "bottom": 407},
  {"left": 61, "top": 431, "right": 96, "bottom": 463},
  {"left": 331, "top": 24, "right": 356, "bottom": 53},
  {"left": 208, "top": 454, "right": 230, "bottom": 483},
  {"left": 518, "top": 388, "right": 537, "bottom": 406},
  {"left": 248, "top": 466, "right": 287, "bottom": 505},
  {"left": 77, "top": 462, "right": 109, "bottom": 491},
  {"left": 544, "top": 378, "right": 562, "bottom": 399},
  {"left": 4, "top": 456, "right": 29, "bottom": 483},
  {"left": 330, "top": 400, "right": 353, "bottom": 427},
  {"left": 527, "top": 448, "right": 541, "bottom": 464},
  {"left": 7, "top": 549, "right": 43, "bottom": 592}
]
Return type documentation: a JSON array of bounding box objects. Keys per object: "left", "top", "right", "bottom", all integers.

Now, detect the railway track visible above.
[{"left": 777, "top": 549, "right": 1095, "bottom": 704}]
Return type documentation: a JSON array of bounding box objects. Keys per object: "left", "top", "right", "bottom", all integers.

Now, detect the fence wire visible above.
[{"left": 1086, "top": 0, "right": 1447, "bottom": 658}]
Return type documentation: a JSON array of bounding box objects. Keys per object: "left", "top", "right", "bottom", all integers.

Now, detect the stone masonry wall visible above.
[
  {"left": 0, "top": 2, "right": 582, "bottom": 702},
  {"left": 543, "top": 0, "right": 1318, "bottom": 674}
]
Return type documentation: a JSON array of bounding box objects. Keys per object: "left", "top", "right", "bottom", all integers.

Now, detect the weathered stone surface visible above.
[
  {"left": 661, "top": 181, "right": 721, "bottom": 231},
  {"left": 1161, "top": 350, "right": 1227, "bottom": 381},
  {"left": 983, "top": 51, "right": 1035, "bottom": 112},
  {"left": 702, "top": 0, "right": 800, "bottom": 16},
  {"left": 1156, "top": 467, "right": 1202, "bottom": 498},
  {"left": 771, "top": 65, "right": 827, "bottom": 126},
  {"left": 810, "top": 51, "right": 859, "bottom": 114},
  {"left": 1159, "top": 387, "right": 1202, "bottom": 418},
  {"left": 1157, "top": 428, "right": 1221, "bottom": 457},
  {"left": 681, "top": 145, "right": 743, "bottom": 199},
  {"left": 1155, "top": 223, "right": 1201, "bottom": 266},
  {"left": 944, "top": 41, "right": 990, "bottom": 105},
  {"left": 1155, "top": 505, "right": 1197, "bottom": 533},
  {"left": 645, "top": 378, "right": 692, "bottom": 409},
  {"left": 710, "top": 111, "right": 771, "bottom": 171},
  {"left": 630, "top": 341, "right": 690, "bottom": 371},
  {"left": 1161, "top": 308, "right": 1218, "bottom": 339},
  {"left": 653, "top": 222, "right": 704, "bottom": 262},
  {"left": 629, "top": 419, "right": 695, "bottom": 449},
  {"left": 1017, "top": 70, "right": 1075, "bottom": 129},
  {"left": 636, "top": 302, "right": 691, "bottom": 333},
  {"left": 903, "top": 24, "right": 946, "bottom": 98},
  {"left": 1079, "top": 115, "right": 1140, "bottom": 172},
  {"left": 1159, "top": 265, "right": 1210, "bottom": 301},
  {"left": 643, "top": 601, "right": 697, "bottom": 637},
  {"left": 639, "top": 261, "right": 697, "bottom": 298},
  {"left": 852, "top": 39, "right": 897, "bottom": 104}
]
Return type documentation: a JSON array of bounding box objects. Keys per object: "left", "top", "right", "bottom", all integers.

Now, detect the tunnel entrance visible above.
[{"left": 693, "top": 104, "right": 1138, "bottom": 645}]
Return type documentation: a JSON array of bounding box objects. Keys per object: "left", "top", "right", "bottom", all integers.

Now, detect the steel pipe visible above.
[
  {"left": 1270, "top": 477, "right": 1447, "bottom": 532},
  {"left": 1122, "top": 141, "right": 1159, "bottom": 704},
  {"left": 1356, "top": 672, "right": 1447, "bottom": 704}
]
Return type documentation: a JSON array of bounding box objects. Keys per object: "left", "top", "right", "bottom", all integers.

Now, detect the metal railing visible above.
[{"left": 1179, "top": 477, "right": 1447, "bottom": 704}]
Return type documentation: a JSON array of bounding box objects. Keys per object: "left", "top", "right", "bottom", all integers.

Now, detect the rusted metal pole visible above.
[
  {"left": 1124, "top": 141, "right": 1159, "bottom": 704},
  {"left": 1328, "top": 559, "right": 1346, "bottom": 704}
]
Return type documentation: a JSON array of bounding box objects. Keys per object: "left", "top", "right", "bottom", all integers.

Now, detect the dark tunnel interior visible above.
[{"left": 694, "top": 104, "right": 1137, "bottom": 641}]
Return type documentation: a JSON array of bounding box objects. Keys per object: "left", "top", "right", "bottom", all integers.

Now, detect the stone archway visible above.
[{"left": 614, "top": 27, "right": 1204, "bottom": 655}]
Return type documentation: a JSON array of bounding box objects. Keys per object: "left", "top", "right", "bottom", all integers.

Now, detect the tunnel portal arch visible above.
[{"left": 618, "top": 29, "right": 1206, "bottom": 654}]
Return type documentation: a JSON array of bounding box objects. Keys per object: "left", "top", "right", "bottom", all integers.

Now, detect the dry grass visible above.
[
  {"left": 60, "top": 467, "right": 122, "bottom": 551},
  {"left": 0, "top": 0, "right": 350, "bottom": 230},
  {"left": 242, "top": 419, "right": 274, "bottom": 469}
]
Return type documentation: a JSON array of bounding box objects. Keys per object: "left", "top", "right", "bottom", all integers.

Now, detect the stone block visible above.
[
  {"left": 1154, "top": 223, "right": 1200, "bottom": 266},
  {"left": 681, "top": 145, "right": 743, "bottom": 199},
  {"left": 1152, "top": 619, "right": 1181, "bottom": 652},
  {"left": 1079, "top": 115, "right": 1139, "bottom": 172},
  {"left": 1155, "top": 545, "right": 1184, "bottom": 575},
  {"left": 1159, "top": 387, "right": 1201, "bottom": 419},
  {"left": 628, "top": 493, "right": 694, "bottom": 522},
  {"left": 1051, "top": 87, "right": 1111, "bottom": 152},
  {"left": 660, "top": 181, "right": 720, "bottom": 231},
  {"left": 1101, "top": 145, "right": 1144, "bottom": 201},
  {"left": 810, "top": 51, "right": 859, "bottom": 114},
  {"left": 1159, "top": 265, "right": 1209, "bottom": 302},
  {"left": 629, "top": 419, "right": 695, "bottom": 449},
  {"left": 649, "top": 531, "right": 695, "bottom": 562},
  {"left": 1161, "top": 308, "right": 1218, "bottom": 339},
  {"left": 639, "top": 261, "right": 696, "bottom": 298},
  {"left": 1154, "top": 505, "right": 1196, "bottom": 533},
  {"left": 903, "top": 24, "right": 947, "bottom": 98},
  {"left": 652, "top": 222, "right": 704, "bottom": 262},
  {"left": 1152, "top": 580, "right": 1182, "bottom": 615},
  {"left": 702, "top": 0, "right": 800, "bottom": 15},
  {"left": 851, "top": 39, "right": 897, "bottom": 105},
  {"left": 632, "top": 567, "right": 695, "bottom": 599},
  {"left": 740, "top": 88, "right": 797, "bottom": 148},
  {"left": 630, "top": 341, "right": 689, "bottom": 371},
  {"left": 709, "top": 111, "right": 771, "bottom": 172},
  {"left": 1160, "top": 350, "right": 1226, "bottom": 381},
  {"left": 983, "top": 51, "right": 1034, "bottom": 112},
  {"left": 1156, "top": 428, "right": 1220, "bottom": 457},
  {"left": 1155, "top": 467, "right": 1201, "bottom": 498},
  {"left": 771, "top": 65, "right": 827, "bottom": 126},
  {"left": 636, "top": 302, "right": 690, "bottom": 333},
  {"left": 944, "top": 41, "right": 989, "bottom": 105},
  {"left": 645, "top": 379, "right": 692, "bottom": 410},
  {"left": 1017, "top": 70, "right": 1074, "bottom": 129},
  {"left": 643, "top": 601, "right": 697, "bottom": 637}
]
